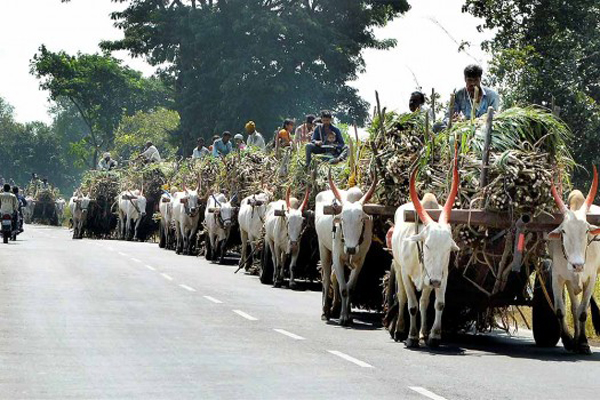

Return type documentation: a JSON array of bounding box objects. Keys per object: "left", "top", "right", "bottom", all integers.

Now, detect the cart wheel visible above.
[
  {"left": 3, "top": 232, "right": 9, "bottom": 244},
  {"left": 259, "top": 243, "right": 273, "bottom": 284},
  {"left": 532, "top": 270, "right": 560, "bottom": 347}
]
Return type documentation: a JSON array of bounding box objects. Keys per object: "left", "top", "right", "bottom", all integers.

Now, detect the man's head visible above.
[
  {"left": 306, "top": 114, "right": 316, "bottom": 130},
  {"left": 103, "top": 152, "right": 111, "bottom": 161},
  {"left": 42, "top": 178, "right": 48, "bottom": 184},
  {"left": 222, "top": 131, "right": 232, "bottom": 144},
  {"left": 145, "top": 141, "right": 153, "bottom": 150},
  {"left": 197, "top": 137, "right": 205, "bottom": 147},
  {"left": 245, "top": 121, "right": 256, "bottom": 134},
  {"left": 409, "top": 91, "right": 426, "bottom": 112},
  {"left": 3, "top": 184, "right": 11, "bottom": 192},
  {"left": 283, "top": 119, "right": 294, "bottom": 131},
  {"left": 320, "top": 110, "right": 333, "bottom": 126},
  {"left": 12, "top": 186, "right": 19, "bottom": 195},
  {"left": 464, "top": 64, "right": 483, "bottom": 95}
]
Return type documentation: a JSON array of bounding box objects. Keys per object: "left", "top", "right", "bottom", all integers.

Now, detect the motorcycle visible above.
[{"left": 2, "top": 213, "right": 12, "bottom": 244}]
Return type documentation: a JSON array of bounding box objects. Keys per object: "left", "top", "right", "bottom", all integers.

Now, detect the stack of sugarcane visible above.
[
  {"left": 80, "top": 170, "right": 121, "bottom": 237},
  {"left": 32, "top": 187, "right": 60, "bottom": 225},
  {"left": 375, "top": 105, "right": 575, "bottom": 332}
]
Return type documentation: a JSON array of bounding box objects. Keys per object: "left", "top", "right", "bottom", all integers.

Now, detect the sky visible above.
[{"left": 0, "top": 0, "right": 491, "bottom": 124}]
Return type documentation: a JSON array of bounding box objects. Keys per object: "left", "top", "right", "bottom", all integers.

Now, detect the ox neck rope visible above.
[
  {"left": 126, "top": 193, "right": 141, "bottom": 214},
  {"left": 414, "top": 212, "right": 432, "bottom": 283},
  {"left": 559, "top": 232, "right": 600, "bottom": 264}
]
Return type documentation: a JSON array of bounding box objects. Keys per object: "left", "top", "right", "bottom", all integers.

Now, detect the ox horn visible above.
[
  {"left": 285, "top": 187, "right": 292, "bottom": 209},
  {"left": 183, "top": 183, "right": 188, "bottom": 193},
  {"left": 409, "top": 165, "right": 434, "bottom": 226},
  {"left": 439, "top": 143, "right": 460, "bottom": 225},
  {"left": 140, "top": 186, "right": 144, "bottom": 197},
  {"left": 551, "top": 178, "right": 568, "bottom": 214},
  {"left": 300, "top": 187, "right": 311, "bottom": 212},
  {"left": 584, "top": 165, "right": 599, "bottom": 212},
  {"left": 196, "top": 175, "right": 201, "bottom": 193},
  {"left": 328, "top": 169, "right": 343, "bottom": 202},
  {"left": 359, "top": 172, "right": 377, "bottom": 205}
]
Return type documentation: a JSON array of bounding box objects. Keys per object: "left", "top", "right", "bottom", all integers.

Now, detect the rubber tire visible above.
[
  {"left": 3, "top": 232, "right": 8, "bottom": 244},
  {"left": 205, "top": 237, "right": 213, "bottom": 261},
  {"left": 259, "top": 243, "right": 273, "bottom": 285},
  {"left": 532, "top": 270, "right": 560, "bottom": 347},
  {"left": 159, "top": 224, "right": 166, "bottom": 249}
]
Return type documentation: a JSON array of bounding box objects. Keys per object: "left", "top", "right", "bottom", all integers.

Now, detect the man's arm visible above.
[
  {"left": 334, "top": 127, "right": 345, "bottom": 147},
  {"left": 311, "top": 126, "right": 321, "bottom": 144},
  {"left": 212, "top": 143, "right": 219, "bottom": 157}
]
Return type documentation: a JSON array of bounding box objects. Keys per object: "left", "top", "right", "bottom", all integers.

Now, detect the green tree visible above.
[
  {"left": 463, "top": 0, "right": 600, "bottom": 184},
  {"left": 64, "top": 0, "right": 409, "bottom": 153},
  {"left": 0, "top": 96, "right": 80, "bottom": 194},
  {"left": 114, "top": 108, "right": 180, "bottom": 161},
  {"left": 31, "top": 45, "right": 173, "bottom": 167}
]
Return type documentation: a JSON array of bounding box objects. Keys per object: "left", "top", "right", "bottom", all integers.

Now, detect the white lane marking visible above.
[
  {"left": 409, "top": 387, "right": 448, "bottom": 400},
  {"left": 232, "top": 310, "right": 258, "bottom": 321},
  {"left": 145, "top": 265, "right": 156, "bottom": 271},
  {"left": 131, "top": 258, "right": 142, "bottom": 263},
  {"left": 180, "top": 284, "right": 196, "bottom": 292},
  {"left": 118, "top": 252, "right": 129, "bottom": 257},
  {"left": 273, "top": 329, "right": 305, "bottom": 340},
  {"left": 203, "top": 296, "right": 223, "bottom": 304},
  {"left": 161, "top": 273, "right": 174, "bottom": 281},
  {"left": 327, "top": 350, "right": 373, "bottom": 368}
]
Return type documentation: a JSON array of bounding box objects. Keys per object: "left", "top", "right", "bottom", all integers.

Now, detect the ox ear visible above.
[
  {"left": 451, "top": 239, "right": 460, "bottom": 252},
  {"left": 547, "top": 227, "right": 562, "bottom": 241},
  {"left": 405, "top": 231, "right": 426, "bottom": 242},
  {"left": 180, "top": 198, "right": 188, "bottom": 204}
]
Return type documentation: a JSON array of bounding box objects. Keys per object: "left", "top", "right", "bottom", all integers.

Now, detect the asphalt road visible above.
[{"left": 0, "top": 225, "right": 598, "bottom": 400}]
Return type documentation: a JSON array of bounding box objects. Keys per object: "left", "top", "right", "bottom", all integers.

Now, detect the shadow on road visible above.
[{"left": 413, "top": 332, "right": 600, "bottom": 362}]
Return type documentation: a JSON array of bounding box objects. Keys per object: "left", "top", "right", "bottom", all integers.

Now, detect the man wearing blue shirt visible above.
[
  {"left": 305, "top": 110, "right": 347, "bottom": 167},
  {"left": 212, "top": 131, "right": 233, "bottom": 158},
  {"left": 440, "top": 64, "right": 500, "bottom": 129}
]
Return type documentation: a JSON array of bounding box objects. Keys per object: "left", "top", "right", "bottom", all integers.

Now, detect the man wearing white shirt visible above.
[
  {"left": 139, "top": 141, "right": 161, "bottom": 163},
  {"left": 245, "top": 121, "right": 266, "bottom": 150},
  {"left": 192, "top": 138, "right": 210, "bottom": 159}
]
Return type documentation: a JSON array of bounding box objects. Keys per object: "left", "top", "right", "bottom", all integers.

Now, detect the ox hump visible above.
[
  {"left": 568, "top": 190, "right": 585, "bottom": 211},
  {"left": 345, "top": 187, "right": 363, "bottom": 203},
  {"left": 421, "top": 193, "right": 440, "bottom": 210}
]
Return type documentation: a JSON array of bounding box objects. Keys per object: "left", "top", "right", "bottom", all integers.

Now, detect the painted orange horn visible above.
[
  {"left": 285, "top": 187, "right": 291, "bottom": 209},
  {"left": 359, "top": 172, "right": 377, "bottom": 205},
  {"left": 409, "top": 165, "right": 433, "bottom": 226},
  {"left": 551, "top": 178, "right": 568, "bottom": 214},
  {"left": 584, "top": 165, "right": 598, "bottom": 212},
  {"left": 328, "top": 169, "right": 342, "bottom": 202},
  {"left": 300, "top": 187, "right": 311, "bottom": 212},
  {"left": 439, "top": 143, "right": 459, "bottom": 225}
]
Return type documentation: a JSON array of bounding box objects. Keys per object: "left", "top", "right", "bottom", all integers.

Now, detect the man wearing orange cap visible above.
[{"left": 245, "top": 121, "right": 265, "bottom": 150}]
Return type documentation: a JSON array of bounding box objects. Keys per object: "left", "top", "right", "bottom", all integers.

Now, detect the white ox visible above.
[
  {"left": 55, "top": 198, "right": 66, "bottom": 222},
  {"left": 548, "top": 166, "right": 600, "bottom": 354},
  {"left": 69, "top": 191, "right": 92, "bottom": 239},
  {"left": 117, "top": 189, "right": 147, "bottom": 241},
  {"left": 172, "top": 185, "right": 202, "bottom": 255},
  {"left": 390, "top": 155, "right": 460, "bottom": 348},
  {"left": 238, "top": 192, "right": 270, "bottom": 271},
  {"left": 315, "top": 174, "right": 376, "bottom": 326},
  {"left": 23, "top": 196, "right": 35, "bottom": 224},
  {"left": 264, "top": 188, "right": 310, "bottom": 289},
  {"left": 159, "top": 187, "right": 178, "bottom": 249},
  {"left": 204, "top": 193, "right": 237, "bottom": 262}
]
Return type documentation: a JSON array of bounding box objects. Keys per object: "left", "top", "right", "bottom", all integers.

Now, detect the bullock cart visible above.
[
  {"left": 31, "top": 189, "right": 59, "bottom": 226},
  {"left": 319, "top": 105, "right": 584, "bottom": 344},
  {"left": 325, "top": 202, "right": 600, "bottom": 346}
]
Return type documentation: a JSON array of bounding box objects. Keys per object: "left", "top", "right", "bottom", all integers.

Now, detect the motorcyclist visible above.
[
  {"left": 12, "top": 186, "right": 26, "bottom": 233},
  {"left": 0, "top": 184, "right": 19, "bottom": 231}
]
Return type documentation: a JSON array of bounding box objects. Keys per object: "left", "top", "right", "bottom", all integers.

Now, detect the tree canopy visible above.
[
  {"left": 31, "top": 45, "right": 173, "bottom": 167},
  {"left": 63, "top": 0, "right": 409, "bottom": 152},
  {"left": 463, "top": 0, "right": 600, "bottom": 183}
]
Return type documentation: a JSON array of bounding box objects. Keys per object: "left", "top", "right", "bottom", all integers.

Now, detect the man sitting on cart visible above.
[{"left": 305, "top": 110, "right": 348, "bottom": 167}]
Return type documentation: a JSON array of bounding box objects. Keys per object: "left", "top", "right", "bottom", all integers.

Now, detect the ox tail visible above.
[{"left": 590, "top": 297, "right": 600, "bottom": 336}]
